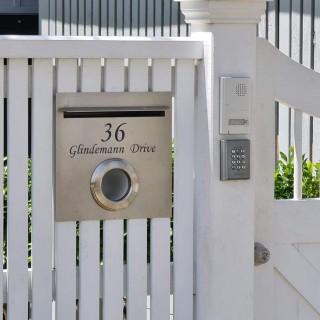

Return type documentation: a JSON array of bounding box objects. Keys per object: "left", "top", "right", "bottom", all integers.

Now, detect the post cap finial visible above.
[{"left": 175, "top": 0, "right": 270, "bottom": 24}]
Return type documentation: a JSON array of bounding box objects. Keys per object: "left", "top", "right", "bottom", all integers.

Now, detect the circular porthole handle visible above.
[{"left": 90, "top": 158, "right": 139, "bottom": 211}]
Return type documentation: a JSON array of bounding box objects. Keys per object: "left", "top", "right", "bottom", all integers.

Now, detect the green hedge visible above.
[{"left": 274, "top": 146, "right": 320, "bottom": 199}]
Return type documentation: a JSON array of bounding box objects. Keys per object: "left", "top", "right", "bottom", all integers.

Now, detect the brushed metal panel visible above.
[{"left": 55, "top": 92, "right": 172, "bottom": 221}]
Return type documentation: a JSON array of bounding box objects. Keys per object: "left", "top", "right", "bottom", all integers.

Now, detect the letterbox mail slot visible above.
[{"left": 55, "top": 92, "right": 172, "bottom": 222}]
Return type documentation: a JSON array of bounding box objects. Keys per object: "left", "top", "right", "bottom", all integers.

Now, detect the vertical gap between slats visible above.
[{"left": 0, "top": 58, "right": 4, "bottom": 320}]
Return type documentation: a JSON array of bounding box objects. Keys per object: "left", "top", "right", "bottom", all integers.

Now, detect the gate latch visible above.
[{"left": 254, "top": 242, "right": 270, "bottom": 266}]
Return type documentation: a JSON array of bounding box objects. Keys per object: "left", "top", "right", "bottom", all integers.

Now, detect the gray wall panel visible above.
[{"left": 39, "top": 0, "right": 189, "bottom": 36}]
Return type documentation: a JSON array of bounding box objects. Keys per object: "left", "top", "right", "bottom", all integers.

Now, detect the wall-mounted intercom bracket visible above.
[
  {"left": 220, "top": 139, "right": 250, "bottom": 181},
  {"left": 220, "top": 77, "right": 250, "bottom": 135}
]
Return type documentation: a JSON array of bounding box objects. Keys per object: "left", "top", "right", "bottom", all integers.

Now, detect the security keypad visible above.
[{"left": 220, "top": 139, "right": 250, "bottom": 181}]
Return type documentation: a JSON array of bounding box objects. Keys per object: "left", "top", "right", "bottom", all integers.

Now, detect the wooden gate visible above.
[
  {"left": 255, "top": 38, "right": 320, "bottom": 320},
  {"left": 0, "top": 36, "right": 202, "bottom": 320}
]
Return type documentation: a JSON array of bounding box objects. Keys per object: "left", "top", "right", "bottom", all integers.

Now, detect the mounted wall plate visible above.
[
  {"left": 220, "top": 139, "right": 250, "bottom": 181},
  {"left": 55, "top": 92, "right": 172, "bottom": 222},
  {"left": 220, "top": 77, "right": 250, "bottom": 135}
]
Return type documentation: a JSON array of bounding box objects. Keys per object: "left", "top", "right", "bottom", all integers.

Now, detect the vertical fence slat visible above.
[
  {"left": 127, "top": 219, "right": 147, "bottom": 320},
  {"left": 49, "top": 0, "right": 56, "bottom": 35},
  {"left": 101, "top": 0, "right": 108, "bottom": 36},
  {"left": 71, "top": 1, "right": 78, "bottom": 35},
  {"left": 93, "top": 0, "right": 100, "bottom": 35},
  {"left": 147, "top": 0, "right": 154, "bottom": 36},
  {"left": 85, "top": 0, "right": 92, "bottom": 36},
  {"left": 31, "top": 59, "right": 53, "bottom": 320},
  {"left": 155, "top": 0, "right": 162, "bottom": 37},
  {"left": 39, "top": 0, "right": 49, "bottom": 35},
  {"left": 126, "top": 58, "right": 149, "bottom": 320},
  {"left": 293, "top": 109, "right": 303, "bottom": 200},
  {"left": 152, "top": 59, "right": 172, "bottom": 92},
  {"left": 131, "top": 0, "right": 139, "bottom": 36},
  {"left": 0, "top": 58, "right": 4, "bottom": 320},
  {"left": 103, "top": 58, "right": 125, "bottom": 320},
  {"left": 171, "top": 1, "right": 179, "bottom": 37},
  {"left": 124, "top": 0, "right": 131, "bottom": 36},
  {"left": 267, "top": 1, "right": 277, "bottom": 48},
  {"left": 78, "top": 59, "right": 101, "bottom": 320},
  {"left": 64, "top": 0, "right": 71, "bottom": 36},
  {"left": 7, "top": 59, "right": 29, "bottom": 320},
  {"left": 139, "top": 0, "right": 146, "bottom": 36},
  {"left": 278, "top": 0, "right": 290, "bottom": 155},
  {"left": 108, "top": 0, "right": 116, "bottom": 36},
  {"left": 313, "top": 2, "right": 320, "bottom": 161},
  {"left": 103, "top": 221, "right": 124, "bottom": 320},
  {"left": 163, "top": 0, "right": 171, "bottom": 37},
  {"left": 302, "top": 0, "right": 312, "bottom": 159},
  {"left": 79, "top": 0, "right": 85, "bottom": 36},
  {"left": 291, "top": 0, "right": 301, "bottom": 63},
  {"left": 56, "top": 0, "right": 63, "bottom": 35},
  {"left": 150, "top": 218, "right": 170, "bottom": 320},
  {"left": 116, "top": 0, "right": 124, "bottom": 36},
  {"left": 173, "top": 59, "right": 194, "bottom": 320},
  {"left": 55, "top": 58, "right": 78, "bottom": 320},
  {"left": 150, "top": 58, "right": 172, "bottom": 320},
  {"left": 104, "top": 59, "right": 125, "bottom": 92},
  {"left": 128, "top": 59, "right": 148, "bottom": 92}
]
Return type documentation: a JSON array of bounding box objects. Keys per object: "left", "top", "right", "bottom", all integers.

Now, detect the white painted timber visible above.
[
  {"left": 173, "top": 59, "right": 194, "bottom": 320},
  {"left": 152, "top": 59, "right": 172, "bottom": 92},
  {"left": 0, "top": 59, "right": 3, "bottom": 320},
  {"left": 78, "top": 0, "right": 85, "bottom": 36},
  {"left": 274, "top": 199, "right": 320, "bottom": 244},
  {"left": 0, "top": 36, "right": 203, "bottom": 59},
  {"left": 128, "top": 59, "right": 148, "bottom": 92},
  {"left": 55, "top": 59, "right": 78, "bottom": 320},
  {"left": 31, "top": 59, "right": 54, "bottom": 320},
  {"left": 257, "top": 38, "right": 320, "bottom": 119},
  {"left": 150, "top": 59, "right": 172, "bottom": 320},
  {"left": 191, "top": 32, "right": 214, "bottom": 320},
  {"left": 103, "top": 59, "right": 125, "bottom": 320},
  {"left": 150, "top": 218, "right": 171, "bottom": 320},
  {"left": 255, "top": 32, "right": 276, "bottom": 320},
  {"left": 278, "top": 0, "right": 290, "bottom": 155},
  {"left": 293, "top": 110, "right": 303, "bottom": 199},
  {"left": 7, "top": 59, "right": 29, "bottom": 320},
  {"left": 104, "top": 59, "right": 125, "bottom": 92},
  {"left": 126, "top": 219, "right": 148, "bottom": 320},
  {"left": 103, "top": 221, "right": 124, "bottom": 320},
  {"left": 274, "top": 244, "right": 320, "bottom": 314},
  {"left": 126, "top": 59, "right": 149, "bottom": 320},
  {"left": 78, "top": 59, "right": 101, "bottom": 320}
]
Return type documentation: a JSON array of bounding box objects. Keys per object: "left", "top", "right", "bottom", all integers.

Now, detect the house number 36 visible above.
[{"left": 101, "top": 123, "right": 127, "bottom": 142}]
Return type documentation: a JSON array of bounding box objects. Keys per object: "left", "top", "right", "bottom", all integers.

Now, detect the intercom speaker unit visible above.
[
  {"left": 220, "top": 77, "right": 250, "bottom": 135},
  {"left": 55, "top": 92, "right": 172, "bottom": 222}
]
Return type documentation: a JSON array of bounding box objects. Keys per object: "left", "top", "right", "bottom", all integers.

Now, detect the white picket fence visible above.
[{"left": 0, "top": 36, "right": 203, "bottom": 320}]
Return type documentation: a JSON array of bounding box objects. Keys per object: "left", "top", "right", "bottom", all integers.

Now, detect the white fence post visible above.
[{"left": 177, "top": 1, "right": 269, "bottom": 319}]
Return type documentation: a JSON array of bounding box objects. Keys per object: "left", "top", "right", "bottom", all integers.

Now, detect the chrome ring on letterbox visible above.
[{"left": 90, "top": 158, "right": 139, "bottom": 211}]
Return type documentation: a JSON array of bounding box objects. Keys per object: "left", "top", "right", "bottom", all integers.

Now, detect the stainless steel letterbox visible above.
[{"left": 55, "top": 92, "right": 172, "bottom": 222}]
